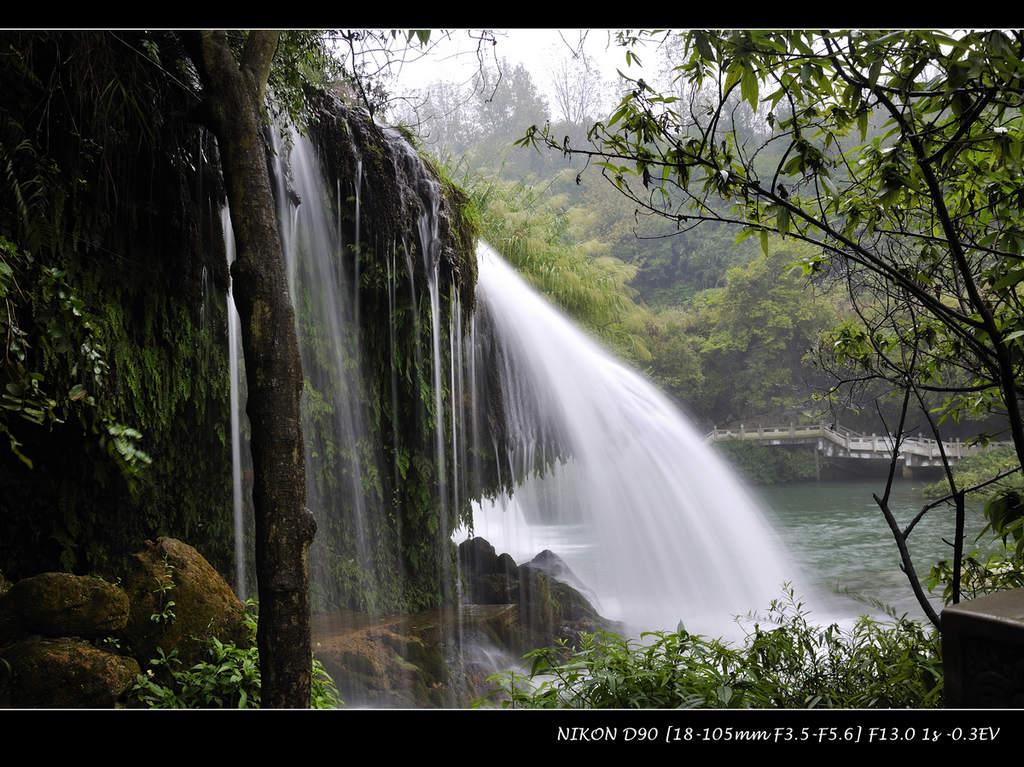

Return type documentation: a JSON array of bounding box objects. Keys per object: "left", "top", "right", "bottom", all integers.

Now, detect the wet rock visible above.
[
  {"left": 458, "top": 538, "right": 499, "bottom": 581},
  {"left": 312, "top": 540, "right": 621, "bottom": 707},
  {"left": 458, "top": 537, "right": 519, "bottom": 604},
  {"left": 458, "top": 538, "right": 618, "bottom": 653},
  {"left": 517, "top": 560, "right": 608, "bottom": 651},
  {"left": 313, "top": 622, "right": 448, "bottom": 708},
  {"left": 0, "top": 636, "right": 139, "bottom": 707}
]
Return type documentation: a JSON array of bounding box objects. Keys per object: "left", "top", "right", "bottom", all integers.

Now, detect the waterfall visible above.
[
  {"left": 273, "top": 128, "right": 382, "bottom": 611},
  {"left": 464, "top": 242, "right": 802, "bottom": 637},
  {"left": 221, "top": 207, "right": 249, "bottom": 602},
  {"left": 231, "top": 111, "right": 805, "bottom": 654}
]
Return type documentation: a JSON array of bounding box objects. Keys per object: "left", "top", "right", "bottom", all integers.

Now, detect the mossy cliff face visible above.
[
  {"left": 292, "top": 95, "right": 494, "bottom": 615},
  {"left": 0, "top": 32, "right": 234, "bottom": 580}
]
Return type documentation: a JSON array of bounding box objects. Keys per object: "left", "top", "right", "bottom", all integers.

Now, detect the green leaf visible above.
[
  {"left": 992, "top": 269, "right": 1024, "bottom": 292},
  {"left": 741, "top": 65, "right": 759, "bottom": 112},
  {"left": 868, "top": 56, "right": 884, "bottom": 86},
  {"left": 693, "top": 32, "right": 715, "bottom": 63},
  {"left": 776, "top": 206, "right": 791, "bottom": 237},
  {"left": 724, "top": 60, "right": 744, "bottom": 95}
]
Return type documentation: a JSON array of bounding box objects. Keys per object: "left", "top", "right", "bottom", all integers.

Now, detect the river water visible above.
[{"left": 755, "top": 478, "right": 990, "bottom": 622}]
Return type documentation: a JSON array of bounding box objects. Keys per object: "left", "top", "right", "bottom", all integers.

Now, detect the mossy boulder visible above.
[
  {"left": 0, "top": 539, "right": 246, "bottom": 708},
  {"left": 0, "top": 636, "right": 140, "bottom": 707},
  {"left": 1, "top": 572, "right": 130, "bottom": 640},
  {"left": 517, "top": 557, "right": 608, "bottom": 650},
  {"left": 120, "top": 537, "right": 248, "bottom": 667}
]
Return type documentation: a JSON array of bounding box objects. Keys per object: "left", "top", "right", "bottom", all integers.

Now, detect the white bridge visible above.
[{"left": 706, "top": 422, "right": 1008, "bottom": 470}]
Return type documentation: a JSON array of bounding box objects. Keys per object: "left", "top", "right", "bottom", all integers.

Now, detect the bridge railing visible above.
[
  {"left": 707, "top": 423, "right": 825, "bottom": 441},
  {"left": 707, "top": 422, "right": 1010, "bottom": 460}
]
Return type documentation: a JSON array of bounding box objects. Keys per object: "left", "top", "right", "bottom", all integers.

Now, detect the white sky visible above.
[{"left": 385, "top": 28, "right": 648, "bottom": 109}]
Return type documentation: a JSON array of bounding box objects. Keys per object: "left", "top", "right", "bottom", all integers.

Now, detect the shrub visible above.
[
  {"left": 476, "top": 587, "right": 943, "bottom": 709},
  {"left": 130, "top": 600, "right": 342, "bottom": 709}
]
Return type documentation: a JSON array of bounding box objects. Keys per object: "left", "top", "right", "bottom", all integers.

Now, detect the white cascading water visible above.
[
  {"left": 466, "top": 242, "right": 803, "bottom": 637},
  {"left": 275, "top": 129, "right": 381, "bottom": 607}
]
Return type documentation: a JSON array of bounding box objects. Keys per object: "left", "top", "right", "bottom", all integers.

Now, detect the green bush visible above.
[
  {"left": 476, "top": 588, "right": 942, "bottom": 709},
  {"left": 920, "top": 447, "right": 1023, "bottom": 500},
  {"left": 714, "top": 441, "right": 821, "bottom": 484},
  {"left": 926, "top": 546, "right": 1024, "bottom": 604},
  {"left": 131, "top": 601, "right": 342, "bottom": 709},
  {"left": 926, "top": 484, "right": 1024, "bottom": 602}
]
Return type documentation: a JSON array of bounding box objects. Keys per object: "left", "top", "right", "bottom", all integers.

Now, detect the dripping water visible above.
[{"left": 353, "top": 158, "right": 363, "bottom": 332}]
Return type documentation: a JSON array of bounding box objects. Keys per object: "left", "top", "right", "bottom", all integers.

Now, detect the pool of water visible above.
[{"left": 755, "top": 479, "right": 990, "bottom": 622}]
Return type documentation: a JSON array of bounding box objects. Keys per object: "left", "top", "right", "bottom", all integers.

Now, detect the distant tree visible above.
[
  {"left": 549, "top": 53, "right": 606, "bottom": 126},
  {"left": 473, "top": 59, "right": 549, "bottom": 144},
  {"left": 397, "top": 79, "right": 479, "bottom": 154}
]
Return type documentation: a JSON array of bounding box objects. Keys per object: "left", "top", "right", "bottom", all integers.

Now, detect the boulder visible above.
[
  {"left": 458, "top": 537, "right": 519, "bottom": 604},
  {"left": 120, "top": 537, "right": 248, "bottom": 667},
  {"left": 517, "top": 558, "right": 608, "bottom": 651},
  {"left": 3, "top": 572, "right": 130, "bottom": 639},
  {"left": 457, "top": 538, "right": 618, "bottom": 654},
  {"left": 458, "top": 537, "right": 499, "bottom": 579},
  {"left": 0, "top": 636, "right": 140, "bottom": 707}
]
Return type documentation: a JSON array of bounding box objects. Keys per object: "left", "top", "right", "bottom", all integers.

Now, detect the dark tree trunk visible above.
[{"left": 187, "top": 30, "right": 315, "bottom": 708}]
